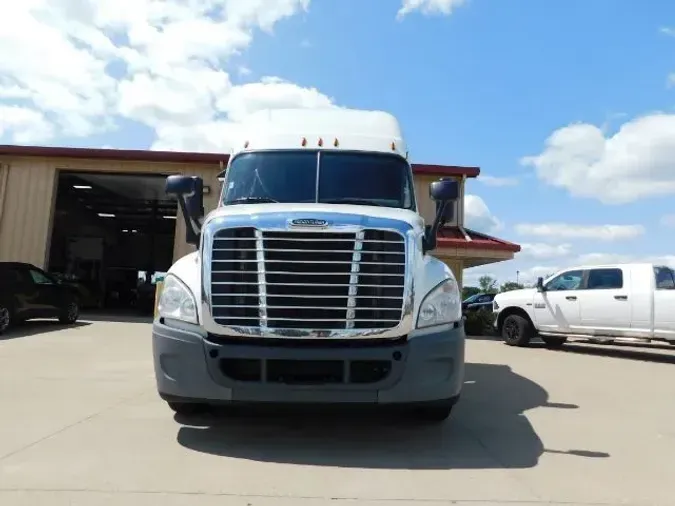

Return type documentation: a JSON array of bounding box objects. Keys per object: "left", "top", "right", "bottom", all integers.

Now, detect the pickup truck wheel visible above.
[
  {"left": 167, "top": 401, "right": 208, "bottom": 416},
  {"left": 542, "top": 336, "right": 567, "bottom": 348},
  {"left": 502, "top": 314, "right": 534, "bottom": 347}
]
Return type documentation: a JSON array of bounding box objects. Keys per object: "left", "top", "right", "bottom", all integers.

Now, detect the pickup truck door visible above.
[
  {"left": 532, "top": 269, "right": 584, "bottom": 333},
  {"left": 577, "top": 267, "right": 632, "bottom": 336},
  {"left": 653, "top": 266, "right": 675, "bottom": 341}
]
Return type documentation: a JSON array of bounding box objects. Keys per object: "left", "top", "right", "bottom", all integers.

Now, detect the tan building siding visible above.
[
  {"left": 0, "top": 156, "right": 223, "bottom": 269},
  {"left": 0, "top": 158, "right": 57, "bottom": 267}
]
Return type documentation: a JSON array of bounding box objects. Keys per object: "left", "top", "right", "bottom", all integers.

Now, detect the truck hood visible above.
[
  {"left": 495, "top": 287, "right": 536, "bottom": 303},
  {"left": 204, "top": 203, "right": 425, "bottom": 231}
]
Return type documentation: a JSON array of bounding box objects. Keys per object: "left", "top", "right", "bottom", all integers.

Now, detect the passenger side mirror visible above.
[
  {"left": 536, "top": 277, "right": 545, "bottom": 292},
  {"left": 424, "top": 178, "right": 459, "bottom": 253},
  {"left": 166, "top": 175, "right": 204, "bottom": 246}
]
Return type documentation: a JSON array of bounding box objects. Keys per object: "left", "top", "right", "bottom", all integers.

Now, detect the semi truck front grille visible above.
[{"left": 210, "top": 227, "right": 406, "bottom": 331}]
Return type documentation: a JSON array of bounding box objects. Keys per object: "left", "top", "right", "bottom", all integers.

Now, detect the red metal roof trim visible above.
[
  {"left": 0, "top": 145, "right": 228, "bottom": 164},
  {"left": 0, "top": 145, "right": 480, "bottom": 176},
  {"left": 437, "top": 227, "right": 521, "bottom": 253},
  {"left": 412, "top": 163, "right": 480, "bottom": 178}
]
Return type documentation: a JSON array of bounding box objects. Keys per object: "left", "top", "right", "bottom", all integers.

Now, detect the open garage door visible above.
[{"left": 47, "top": 171, "right": 176, "bottom": 314}]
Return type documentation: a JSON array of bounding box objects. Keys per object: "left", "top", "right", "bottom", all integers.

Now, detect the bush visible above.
[{"left": 463, "top": 310, "right": 496, "bottom": 336}]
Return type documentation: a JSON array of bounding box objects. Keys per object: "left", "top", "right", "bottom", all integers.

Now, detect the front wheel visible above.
[
  {"left": 59, "top": 300, "right": 79, "bottom": 324},
  {"left": 0, "top": 305, "right": 12, "bottom": 335},
  {"left": 501, "top": 314, "right": 534, "bottom": 347}
]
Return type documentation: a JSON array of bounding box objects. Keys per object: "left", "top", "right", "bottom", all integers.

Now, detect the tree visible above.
[
  {"left": 462, "top": 286, "right": 481, "bottom": 300},
  {"left": 478, "top": 275, "right": 498, "bottom": 294},
  {"left": 500, "top": 281, "right": 524, "bottom": 293}
]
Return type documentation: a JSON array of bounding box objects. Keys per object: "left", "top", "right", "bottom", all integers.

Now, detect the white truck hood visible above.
[
  {"left": 204, "top": 203, "right": 425, "bottom": 232},
  {"left": 495, "top": 287, "right": 536, "bottom": 304}
]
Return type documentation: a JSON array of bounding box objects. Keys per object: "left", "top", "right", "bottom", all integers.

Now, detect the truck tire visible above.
[
  {"left": 409, "top": 400, "right": 454, "bottom": 422},
  {"left": 59, "top": 300, "right": 80, "bottom": 325},
  {"left": 167, "top": 401, "right": 208, "bottom": 416},
  {"left": 0, "top": 305, "right": 11, "bottom": 335},
  {"left": 501, "top": 314, "right": 534, "bottom": 347},
  {"left": 542, "top": 336, "right": 567, "bottom": 348}
]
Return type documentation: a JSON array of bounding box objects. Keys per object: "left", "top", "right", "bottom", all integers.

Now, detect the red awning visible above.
[{"left": 437, "top": 227, "right": 521, "bottom": 253}]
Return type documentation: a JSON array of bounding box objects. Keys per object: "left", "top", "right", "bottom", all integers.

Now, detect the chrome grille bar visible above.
[{"left": 209, "top": 226, "right": 406, "bottom": 333}]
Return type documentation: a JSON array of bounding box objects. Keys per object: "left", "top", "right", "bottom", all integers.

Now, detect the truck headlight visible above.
[
  {"left": 416, "top": 278, "right": 462, "bottom": 329},
  {"left": 158, "top": 275, "right": 198, "bottom": 324}
]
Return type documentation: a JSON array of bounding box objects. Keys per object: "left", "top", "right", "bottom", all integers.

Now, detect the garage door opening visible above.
[{"left": 47, "top": 171, "right": 177, "bottom": 315}]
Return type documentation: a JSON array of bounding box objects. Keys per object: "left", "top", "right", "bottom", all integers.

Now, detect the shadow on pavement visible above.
[
  {"left": 551, "top": 342, "right": 675, "bottom": 365},
  {"left": 176, "top": 362, "right": 608, "bottom": 469},
  {"left": 80, "top": 312, "right": 153, "bottom": 324},
  {"left": 0, "top": 320, "right": 91, "bottom": 340}
]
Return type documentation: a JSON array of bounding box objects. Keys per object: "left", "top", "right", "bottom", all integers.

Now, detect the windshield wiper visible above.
[
  {"left": 320, "top": 198, "right": 384, "bottom": 207},
  {"left": 227, "top": 196, "right": 279, "bottom": 205}
]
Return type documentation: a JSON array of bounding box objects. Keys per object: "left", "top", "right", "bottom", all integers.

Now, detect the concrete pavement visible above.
[{"left": 0, "top": 320, "right": 673, "bottom": 505}]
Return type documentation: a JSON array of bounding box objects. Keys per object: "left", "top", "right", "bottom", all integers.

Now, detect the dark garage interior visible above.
[{"left": 47, "top": 171, "right": 177, "bottom": 314}]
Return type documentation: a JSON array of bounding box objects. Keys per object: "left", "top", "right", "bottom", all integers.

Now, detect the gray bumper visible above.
[{"left": 152, "top": 321, "right": 465, "bottom": 405}]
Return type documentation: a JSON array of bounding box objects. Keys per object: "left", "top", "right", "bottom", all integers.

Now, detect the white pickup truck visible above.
[{"left": 492, "top": 263, "right": 675, "bottom": 347}]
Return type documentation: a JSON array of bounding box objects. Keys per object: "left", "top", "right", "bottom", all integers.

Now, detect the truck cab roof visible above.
[{"left": 230, "top": 108, "right": 408, "bottom": 158}]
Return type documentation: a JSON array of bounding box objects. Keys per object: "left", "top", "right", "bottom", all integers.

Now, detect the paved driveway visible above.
[{"left": 0, "top": 321, "right": 673, "bottom": 506}]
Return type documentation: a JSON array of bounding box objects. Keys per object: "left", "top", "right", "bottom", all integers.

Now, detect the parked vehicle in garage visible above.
[
  {"left": 492, "top": 263, "right": 675, "bottom": 347},
  {"left": 462, "top": 293, "right": 495, "bottom": 313},
  {"left": 153, "top": 108, "right": 466, "bottom": 422},
  {"left": 0, "top": 262, "right": 80, "bottom": 335}
]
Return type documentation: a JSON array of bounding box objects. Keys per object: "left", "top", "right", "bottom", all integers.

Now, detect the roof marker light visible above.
[
  {"left": 301, "top": 137, "right": 307, "bottom": 147},
  {"left": 318, "top": 138, "right": 323, "bottom": 147},
  {"left": 391, "top": 142, "right": 396, "bottom": 151},
  {"left": 333, "top": 138, "right": 339, "bottom": 147}
]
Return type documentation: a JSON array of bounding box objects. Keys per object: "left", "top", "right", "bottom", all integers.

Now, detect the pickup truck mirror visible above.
[
  {"left": 536, "top": 276, "right": 545, "bottom": 292},
  {"left": 424, "top": 178, "right": 459, "bottom": 253},
  {"left": 166, "top": 175, "right": 204, "bottom": 246}
]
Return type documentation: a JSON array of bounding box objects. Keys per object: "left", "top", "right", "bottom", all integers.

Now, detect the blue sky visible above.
[{"left": 2, "top": 0, "right": 675, "bottom": 285}]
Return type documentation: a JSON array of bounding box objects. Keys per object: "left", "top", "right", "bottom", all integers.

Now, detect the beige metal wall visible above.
[
  {"left": 0, "top": 155, "right": 222, "bottom": 269},
  {"left": 414, "top": 174, "right": 462, "bottom": 227},
  {"left": 0, "top": 158, "right": 57, "bottom": 267}
]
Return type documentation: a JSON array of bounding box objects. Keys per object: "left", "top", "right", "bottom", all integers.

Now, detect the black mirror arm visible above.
[
  {"left": 176, "top": 196, "right": 201, "bottom": 245},
  {"left": 423, "top": 200, "right": 449, "bottom": 253}
]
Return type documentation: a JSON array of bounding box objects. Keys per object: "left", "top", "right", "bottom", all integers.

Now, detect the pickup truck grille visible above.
[{"left": 210, "top": 227, "right": 406, "bottom": 330}]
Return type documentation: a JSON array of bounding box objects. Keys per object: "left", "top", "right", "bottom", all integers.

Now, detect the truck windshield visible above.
[{"left": 221, "top": 151, "right": 415, "bottom": 209}]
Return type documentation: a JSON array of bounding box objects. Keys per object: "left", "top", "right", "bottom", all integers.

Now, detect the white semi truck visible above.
[{"left": 154, "top": 108, "right": 465, "bottom": 422}]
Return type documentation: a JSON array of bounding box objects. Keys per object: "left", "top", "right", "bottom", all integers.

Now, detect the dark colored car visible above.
[
  {"left": 0, "top": 262, "right": 80, "bottom": 335},
  {"left": 462, "top": 292, "right": 496, "bottom": 313}
]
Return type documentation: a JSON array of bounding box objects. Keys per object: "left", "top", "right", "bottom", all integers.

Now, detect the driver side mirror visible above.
[
  {"left": 424, "top": 178, "right": 459, "bottom": 253},
  {"left": 536, "top": 277, "right": 545, "bottom": 292},
  {"left": 166, "top": 175, "right": 204, "bottom": 246}
]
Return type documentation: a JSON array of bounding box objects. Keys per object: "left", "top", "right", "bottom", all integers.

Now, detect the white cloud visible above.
[
  {"left": 0, "top": 105, "right": 54, "bottom": 143},
  {"left": 216, "top": 76, "right": 335, "bottom": 123},
  {"left": 397, "top": 0, "right": 466, "bottom": 19},
  {"left": 0, "top": 0, "right": 329, "bottom": 149},
  {"left": 464, "top": 194, "right": 502, "bottom": 234},
  {"left": 478, "top": 175, "right": 519, "bottom": 187},
  {"left": 515, "top": 223, "right": 645, "bottom": 241},
  {"left": 660, "top": 27, "right": 675, "bottom": 37},
  {"left": 522, "top": 113, "right": 675, "bottom": 204},
  {"left": 519, "top": 243, "right": 572, "bottom": 259}
]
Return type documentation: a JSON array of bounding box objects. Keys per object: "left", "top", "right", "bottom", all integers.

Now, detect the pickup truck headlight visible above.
[
  {"left": 417, "top": 278, "right": 462, "bottom": 329},
  {"left": 157, "top": 274, "right": 198, "bottom": 324}
]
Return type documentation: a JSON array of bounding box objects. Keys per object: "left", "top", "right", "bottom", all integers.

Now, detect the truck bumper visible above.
[{"left": 152, "top": 321, "right": 465, "bottom": 406}]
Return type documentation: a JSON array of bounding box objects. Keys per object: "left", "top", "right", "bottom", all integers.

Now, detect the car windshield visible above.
[{"left": 221, "top": 150, "right": 415, "bottom": 210}]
